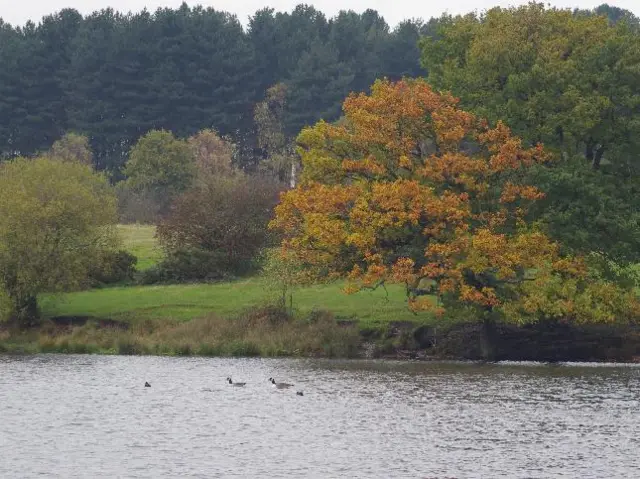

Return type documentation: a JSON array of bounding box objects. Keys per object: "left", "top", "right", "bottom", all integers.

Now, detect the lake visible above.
[{"left": 1, "top": 355, "right": 639, "bottom": 478}]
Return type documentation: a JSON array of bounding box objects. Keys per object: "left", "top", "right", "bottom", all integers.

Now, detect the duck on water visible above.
[
  {"left": 269, "top": 378, "right": 294, "bottom": 389},
  {"left": 227, "top": 377, "right": 246, "bottom": 387}
]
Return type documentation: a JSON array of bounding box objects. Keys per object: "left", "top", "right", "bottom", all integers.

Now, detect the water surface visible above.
[{"left": 1, "top": 355, "right": 639, "bottom": 478}]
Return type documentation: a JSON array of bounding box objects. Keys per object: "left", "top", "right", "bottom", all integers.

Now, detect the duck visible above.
[
  {"left": 269, "top": 377, "right": 293, "bottom": 389},
  {"left": 144, "top": 382, "right": 151, "bottom": 388},
  {"left": 227, "top": 377, "right": 246, "bottom": 387},
  {"left": 296, "top": 391, "right": 304, "bottom": 396}
]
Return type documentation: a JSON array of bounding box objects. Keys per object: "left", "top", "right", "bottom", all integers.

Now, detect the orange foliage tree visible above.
[{"left": 270, "top": 79, "right": 640, "bottom": 325}]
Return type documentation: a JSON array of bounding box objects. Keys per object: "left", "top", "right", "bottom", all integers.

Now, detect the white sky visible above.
[{"left": 0, "top": 0, "right": 638, "bottom": 28}]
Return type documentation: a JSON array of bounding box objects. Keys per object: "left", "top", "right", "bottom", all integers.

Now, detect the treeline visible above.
[
  {"left": 2, "top": 3, "right": 635, "bottom": 175},
  {"left": 0, "top": 3, "right": 431, "bottom": 172}
]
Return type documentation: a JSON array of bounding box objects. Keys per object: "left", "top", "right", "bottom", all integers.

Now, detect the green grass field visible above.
[
  {"left": 116, "top": 224, "right": 163, "bottom": 271},
  {"left": 39, "top": 224, "right": 425, "bottom": 326},
  {"left": 40, "top": 279, "right": 422, "bottom": 326}
]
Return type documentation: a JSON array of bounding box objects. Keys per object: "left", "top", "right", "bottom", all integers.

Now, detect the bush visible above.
[
  {"left": 139, "top": 248, "right": 239, "bottom": 284},
  {"left": 155, "top": 173, "right": 282, "bottom": 282},
  {"left": 88, "top": 250, "right": 138, "bottom": 286}
]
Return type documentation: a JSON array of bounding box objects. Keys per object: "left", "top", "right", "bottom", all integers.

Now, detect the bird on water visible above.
[
  {"left": 269, "top": 377, "right": 294, "bottom": 389},
  {"left": 227, "top": 377, "right": 246, "bottom": 387},
  {"left": 144, "top": 382, "right": 151, "bottom": 387}
]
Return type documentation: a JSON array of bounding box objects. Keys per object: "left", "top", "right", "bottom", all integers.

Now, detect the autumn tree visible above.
[
  {"left": 47, "top": 132, "right": 93, "bottom": 165},
  {"left": 188, "top": 128, "right": 236, "bottom": 180},
  {"left": 0, "top": 157, "right": 119, "bottom": 324},
  {"left": 270, "top": 79, "right": 640, "bottom": 326}
]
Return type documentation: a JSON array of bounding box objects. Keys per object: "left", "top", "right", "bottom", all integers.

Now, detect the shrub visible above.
[
  {"left": 140, "top": 248, "right": 234, "bottom": 284},
  {"left": 123, "top": 130, "right": 195, "bottom": 201},
  {"left": 89, "top": 250, "right": 138, "bottom": 286},
  {"left": 155, "top": 173, "right": 282, "bottom": 281}
]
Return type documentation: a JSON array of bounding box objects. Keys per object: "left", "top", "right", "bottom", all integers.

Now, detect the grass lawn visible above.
[
  {"left": 39, "top": 278, "right": 427, "bottom": 327},
  {"left": 116, "top": 224, "right": 163, "bottom": 271},
  {"left": 38, "top": 223, "right": 433, "bottom": 327}
]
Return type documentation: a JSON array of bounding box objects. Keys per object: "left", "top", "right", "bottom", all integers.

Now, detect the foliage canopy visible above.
[
  {"left": 420, "top": 3, "right": 640, "bottom": 263},
  {"left": 123, "top": 129, "right": 195, "bottom": 206},
  {"left": 420, "top": 3, "right": 640, "bottom": 171},
  {"left": 156, "top": 173, "right": 282, "bottom": 280},
  {"left": 0, "top": 157, "right": 119, "bottom": 323},
  {"left": 271, "top": 79, "right": 640, "bottom": 324}
]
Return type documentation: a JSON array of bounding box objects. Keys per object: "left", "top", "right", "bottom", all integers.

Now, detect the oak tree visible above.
[{"left": 270, "top": 79, "right": 639, "bottom": 324}]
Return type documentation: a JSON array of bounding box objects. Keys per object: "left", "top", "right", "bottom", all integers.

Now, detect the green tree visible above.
[
  {"left": 420, "top": 4, "right": 640, "bottom": 264},
  {"left": 0, "top": 10, "right": 83, "bottom": 157},
  {"left": 285, "top": 40, "right": 355, "bottom": 135},
  {"left": 526, "top": 161, "right": 640, "bottom": 264},
  {"left": 578, "top": 4, "right": 640, "bottom": 28},
  {"left": 328, "top": 10, "right": 389, "bottom": 92},
  {"left": 0, "top": 157, "right": 119, "bottom": 324},
  {"left": 123, "top": 129, "right": 195, "bottom": 206},
  {"left": 383, "top": 20, "right": 427, "bottom": 80},
  {"left": 420, "top": 4, "right": 640, "bottom": 170},
  {"left": 0, "top": 20, "right": 21, "bottom": 158},
  {"left": 65, "top": 8, "right": 127, "bottom": 171}
]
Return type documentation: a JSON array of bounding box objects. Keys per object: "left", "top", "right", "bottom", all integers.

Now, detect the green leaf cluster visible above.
[
  {"left": 420, "top": 4, "right": 640, "bottom": 264},
  {"left": 124, "top": 129, "right": 195, "bottom": 200},
  {"left": 0, "top": 157, "right": 119, "bottom": 324}
]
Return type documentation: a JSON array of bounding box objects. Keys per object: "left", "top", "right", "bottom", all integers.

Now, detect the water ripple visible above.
[{"left": 1, "top": 355, "right": 639, "bottom": 477}]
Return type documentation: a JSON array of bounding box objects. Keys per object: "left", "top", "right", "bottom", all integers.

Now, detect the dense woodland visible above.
[
  {"left": 0, "top": 2, "right": 640, "bottom": 329},
  {"left": 0, "top": 3, "right": 430, "bottom": 172},
  {"left": 1, "top": 3, "right": 631, "bottom": 173}
]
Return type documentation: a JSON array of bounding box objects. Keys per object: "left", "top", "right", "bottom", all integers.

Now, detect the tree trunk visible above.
[
  {"left": 290, "top": 158, "right": 297, "bottom": 189},
  {"left": 480, "top": 315, "right": 498, "bottom": 361},
  {"left": 585, "top": 141, "right": 594, "bottom": 163},
  {"left": 593, "top": 146, "right": 605, "bottom": 170}
]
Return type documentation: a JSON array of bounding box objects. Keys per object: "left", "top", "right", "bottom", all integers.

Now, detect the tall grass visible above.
[{"left": 2, "top": 306, "right": 362, "bottom": 357}]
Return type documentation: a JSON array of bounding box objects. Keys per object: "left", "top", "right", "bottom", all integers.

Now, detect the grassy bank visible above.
[
  {"left": 3, "top": 224, "right": 639, "bottom": 362},
  {"left": 41, "top": 224, "right": 430, "bottom": 327},
  {"left": 0, "top": 307, "right": 362, "bottom": 357},
  {"left": 5, "top": 306, "right": 640, "bottom": 362},
  {"left": 40, "top": 279, "right": 425, "bottom": 326},
  {"left": 2, "top": 223, "right": 428, "bottom": 357}
]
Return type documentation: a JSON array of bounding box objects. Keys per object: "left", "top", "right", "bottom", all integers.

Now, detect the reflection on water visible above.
[{"left": 1, "top": 355, "right": 639, "bottom": 478}]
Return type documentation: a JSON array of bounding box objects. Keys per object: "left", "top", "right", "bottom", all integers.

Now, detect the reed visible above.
[{"left": 1, "top": 305, "right": 362, "bottom": 358}]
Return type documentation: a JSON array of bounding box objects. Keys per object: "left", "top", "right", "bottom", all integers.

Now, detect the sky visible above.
[{"left": 0, "top": 0, "right": 638, "bottom": 28}]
